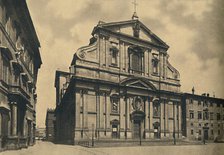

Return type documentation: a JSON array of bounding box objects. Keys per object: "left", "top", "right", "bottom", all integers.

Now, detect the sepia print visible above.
[{"left": 0, "top": 0, "right": 224, "bottom": 155}]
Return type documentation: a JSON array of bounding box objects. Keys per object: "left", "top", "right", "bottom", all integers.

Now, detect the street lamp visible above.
[
  {"left": 140, "top": 122, "right": 142, "bottom": 146},
  {"left": 92, "top": 124, "right": 94, "bottom": 147}
]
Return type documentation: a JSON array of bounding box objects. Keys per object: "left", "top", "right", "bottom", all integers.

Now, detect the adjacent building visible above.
[
  {"left": 35, "top": 127, "right": 45, "bottom": 140},
  {"left": 0, "top": 0, "right": 41, "bottom": 150},
  {"left": 45, "top": 109, "right": 55, "bottom": 142},
  {"left": 182, "top": 92, "right": 224, "bottom": 141},
  {"left": 55, "top": 14, "right": 183, "bottom": 144}
]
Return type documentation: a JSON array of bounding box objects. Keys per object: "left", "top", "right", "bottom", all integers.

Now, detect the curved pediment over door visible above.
[{"left": 120, "top": 77, "right": 157, "bottom": 90}]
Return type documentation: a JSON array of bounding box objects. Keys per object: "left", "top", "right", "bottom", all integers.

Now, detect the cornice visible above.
[{"left": 95, "top": 27, "right": 169, "bottom": 51}]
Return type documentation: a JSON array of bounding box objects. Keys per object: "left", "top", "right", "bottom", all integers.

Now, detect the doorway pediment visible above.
[{"left": 120, "top": 77, "right": 156, "bottom": 90}]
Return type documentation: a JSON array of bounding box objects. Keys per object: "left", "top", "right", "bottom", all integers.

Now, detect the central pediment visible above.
[
  {"left": 120, "top": 77, "right": 157, "bottom": 90},
  {"left": 93, "top": 20, "right": 169, "bottom": 49}
]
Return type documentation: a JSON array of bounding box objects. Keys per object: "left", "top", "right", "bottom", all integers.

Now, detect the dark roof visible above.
[{"left": 183, "top": 93, "right": 224, "bottom": 102}]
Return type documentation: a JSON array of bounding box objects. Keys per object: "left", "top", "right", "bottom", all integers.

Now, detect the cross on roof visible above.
[{"left": 132, "top": 0, "right": 138, "bottom": 13}]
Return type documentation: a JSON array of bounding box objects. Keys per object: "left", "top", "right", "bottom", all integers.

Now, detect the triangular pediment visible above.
[
  {"left": 127, "top": 80, "right": 150, "bottom": 89},
  {"left": 120, "top": 78, "right": 157, "bottom": 90},
  {"left": 96, "top": 20, "right": 168, "bottom": 48}
]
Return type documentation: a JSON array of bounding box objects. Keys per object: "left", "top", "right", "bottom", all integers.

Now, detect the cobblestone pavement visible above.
[{"left": 1, "top": 141, "right": 224, "bottom": 155}]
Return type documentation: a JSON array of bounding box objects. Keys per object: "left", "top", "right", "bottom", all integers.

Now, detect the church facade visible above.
[
  {"left": 0, "top": 0, "right": 42, "bottom": 150},
  {"left": 55, "top": 16, "right": 183, "bottom": 144}
]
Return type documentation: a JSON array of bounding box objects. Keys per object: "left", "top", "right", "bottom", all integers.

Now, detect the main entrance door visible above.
[
  {"left": 204, "top": 129, "right": 208, "bottom": 140},
  {"left": 133, "top": 120, "right": 140, "bottom": 139}
]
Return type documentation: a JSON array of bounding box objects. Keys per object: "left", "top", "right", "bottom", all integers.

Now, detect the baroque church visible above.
[{"left": 54, "top": 12, "right": 183, "bottom": 144}]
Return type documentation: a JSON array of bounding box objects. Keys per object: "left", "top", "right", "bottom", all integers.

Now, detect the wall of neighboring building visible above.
[
  {"left": 0, "top": 0, "right": 41, "bottom": 151},
  {"left": 184, "top": 94, "right": 224, "bottom": 141}
]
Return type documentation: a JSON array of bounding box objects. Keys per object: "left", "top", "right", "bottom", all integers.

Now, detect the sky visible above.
[{"left": 26, "top": 0, "right": 224, "bottom": 128}]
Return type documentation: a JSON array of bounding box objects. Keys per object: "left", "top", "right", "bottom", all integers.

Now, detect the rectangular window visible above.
[
  {"left": 110, "top": 48, "right": 118, "bottom": 66},
  {"left": 191, "top": 130, "right": 194, "bottom": 135},
  {"left": 199, "top": 130, "right": 201, "bottom": 135},
  {"left": 210, "top": 102, "right": 213, "bottom": 107},
  {"left": 203, "top": 100, "right": 208, "bottom": 107},
  {"left": 190, "top": 99, "right": 193, "bottom": 104},
  {"left": 218, "top": 130, "right": 220, "bottom": 135},
  {"left": 203, "top": 111, "right": 209, "bottom": 120},
  {"left": 2, "top": 57, "right": 10, "bottom": 84},
  {"left": 198, "top": 100, "right": 201, "bottom": 106},
  {"left": 211, "top": 130, "right": 213, "bottom": 135},
  {"left": 210, "top": 112, "right": 214, "bottom": 120},
  {"left": 198, "top": 111, "right": 202, "bottom": 120},
  {"left": 217, "top": 103, "right": 220, "bottom": 107},
  {"left": 190, "top": 111, "right": 194, "bottom": 119},
  {"left": 217, "top": 113, "right": 221, "bottom": 120}
]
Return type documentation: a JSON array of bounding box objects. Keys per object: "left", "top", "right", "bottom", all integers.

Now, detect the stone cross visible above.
[{"left": 132, "top": 0, "right": 138, "bottom": 13}]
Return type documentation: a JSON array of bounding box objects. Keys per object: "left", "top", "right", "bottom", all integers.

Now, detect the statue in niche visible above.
[{"left": 153, "top": 101, "right": 160, "bottom": 117}]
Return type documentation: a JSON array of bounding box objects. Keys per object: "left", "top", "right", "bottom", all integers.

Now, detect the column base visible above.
[{"left": 6, "top": 136, "right": 19, "bottom": 150}]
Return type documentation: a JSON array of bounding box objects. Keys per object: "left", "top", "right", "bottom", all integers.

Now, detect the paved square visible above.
[{"left": 1, "top": 141, "right": 224, "bottom": 155}]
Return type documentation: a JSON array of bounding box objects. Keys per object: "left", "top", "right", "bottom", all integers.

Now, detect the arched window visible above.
[{"left": 129, "top": 47, "right": 144, "bottom": 74}]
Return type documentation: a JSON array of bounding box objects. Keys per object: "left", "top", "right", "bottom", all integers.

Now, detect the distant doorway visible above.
[
  {"left": 112, "top": 124, "right": 118, "bottom": 138},
  {"left": 133, "top": 120, "right": 141, "bottom": 139},
  {"left": 111, "top": 119, "right": 119, "bottom": 139},
  {"left": 153, "top": 122, "right": 160, "bottom": 139}
]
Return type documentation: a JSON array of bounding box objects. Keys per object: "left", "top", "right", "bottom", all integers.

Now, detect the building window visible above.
[
  {"left": 211, "top": 124, "right": 213, "bottom": 127},
  {"left": 199, "top": 123, "right": 201, "bottom": 127},
  {"left": 210, "top": 112, "right": 214, "bottom": 120},
  {"left": 190, "top": 99, "right": 193, "bottom": 104},
  {"left": 153, "top": 100, "right": 161, "bottom": 117},
  {"left": 152, "top": 58, "right": 158, "bottom": 74},
  {"left": 210, "top": 102, "right": 213, "bottom": 107},
  {"left": 191, "top": 123, "right": 194, "bottom": 127},
  {"left": 217, "top": 113, "right": 221, "bottom": 120},
  {"left": 191, "top": 130, "right": 194, "bottom": 135},
  {"left": 2, "top": 57, "right": 10, "bottom": 84},
  {"left": 218, "top": 130, "right": 220, "bottom": 135},
  {"left": 110, "top": 47, "right": 118, "bottom": 66},
  {"left": 217, "top": 103, "right": 220, "bottom": 107},
  {"left": 129, "top": 47, "right": 143, "bottom": 74},
  {"left": 199, "top": 130, "right": 201, "bottom": 135},
  {"left": 203, "top": 100, "right": 208, "bottom": 107},
  {"left": 211, "top": 130, "right": 213, "bottom": 135},
  {"left": 111, "top": 96, "right": 119, "bottom": 113},
  {"left": 198, "top": 111, "right": 202, "bottom": 120},
  {"left": 198, "top": 100, "right": 201, "bottom": 106},
  {"left": 218, "top": 124, "right": 220, "bottom": 127},
  {"left": 190, "top": 111, "right": 194, "bottom": 119},
  {"left": 203, "top": 110, "right": 209, "bottom": 120}
]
